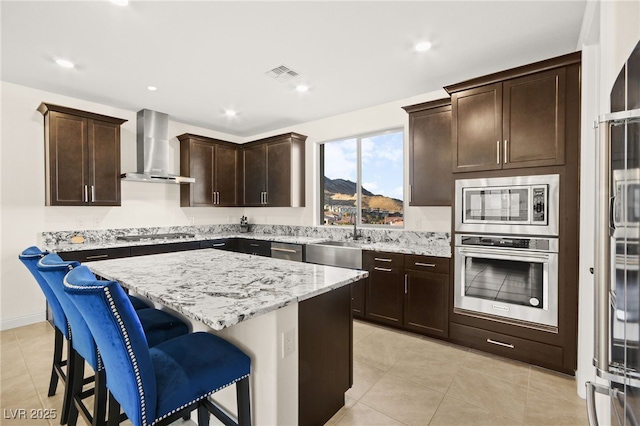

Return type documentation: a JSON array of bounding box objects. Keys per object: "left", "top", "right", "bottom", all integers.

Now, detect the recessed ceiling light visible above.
[
  {"left": 147, "top": 86, "right": 157, "bottom": 91},
  {"left": 225, "top": 110, "right": 237, "bottom": 117},
  {"left": 55, "top": 59, "right": 75, "bottom": 68},
  {"left": 110, "top": 0, "right": 129, "bottom": 6},
  {"left": 414, "top": 41, "right": 432, "bottom": 52},
  {"left": 296, "top": 85, "right": 309, "bottom": 93}
]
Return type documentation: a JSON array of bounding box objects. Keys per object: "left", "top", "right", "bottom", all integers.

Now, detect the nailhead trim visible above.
[{"left": 151, "top": 373, "right": 250, "bottom": 425}]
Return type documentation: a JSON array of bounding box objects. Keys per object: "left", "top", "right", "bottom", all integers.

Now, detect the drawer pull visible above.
[
  {"left": 250, "top": 244, "right": 260, "bottom": 247},
  {"left": 414, "top": 262, "right": 436, "bottom": 268},
  {"left": 272, "top": 248, "right": 298, "bottom": 253},
  {"left": 210, "top": 243, "right": 226, "bottom": 247},
  {"left": 86, "top": 254, "right": 109, "bottom": 260},
  {"left": 374, "top": 258, "right": 393, "bottom": 262},
  {"left": 374, "top": 267, "right": 392, "bottom": 272},
  {"left": 487, "top": 338, "right": 514, "bottom": 349}
]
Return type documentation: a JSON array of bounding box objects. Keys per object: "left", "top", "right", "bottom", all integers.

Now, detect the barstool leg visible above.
[
  {"left": 65, "top": 349, "right": 85, "bottom": 426},
  {"left": 236, "top": 377, "right": 251, "bottom": 426},
  {"left": 107, "top": 393, "right": 120, "bottom": 426},
  {"left": 92, "top": 370, "right": 107, "bottom": 426},
  {"left": 48, "top": 328, "right": 64, "bottom": 397},
  {"left": 197, "top": 403, "right": 210, "bottom": 426},
  {"left": 60, "top": 338, "right": 76, "bottom": 425}
]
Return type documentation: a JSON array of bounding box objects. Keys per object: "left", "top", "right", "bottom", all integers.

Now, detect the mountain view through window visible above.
[{"left": 320, "top": 130, "right": 404, "bottom": 227}]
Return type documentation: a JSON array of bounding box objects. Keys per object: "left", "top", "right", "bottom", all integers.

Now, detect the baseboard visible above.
[{"left": 1, "top": 311, "right": 46, "bottom": 331}]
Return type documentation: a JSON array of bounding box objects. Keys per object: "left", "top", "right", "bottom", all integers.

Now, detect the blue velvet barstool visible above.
[
  {"left": 63, "top": 265, "right": 252, "bottom": 426},
  {"left": 19, "top": 246, "right": 167, "bottom": 425},
  {"left": 37, "top": 254, "right": 190, "bottom": 426},
  {"left": 18, "top": 247, "right": 71, "bottom": 423}
]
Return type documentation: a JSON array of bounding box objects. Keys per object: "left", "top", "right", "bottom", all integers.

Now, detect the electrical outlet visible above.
[
  {"left": 281, "top": 329, "right": 295, "bottom": 358},
  {"left": 415, "top": 219, "right": 422, "bottom": 229},
  {"left": 189, "top": 216, "right": 195, "bottom": 225}
]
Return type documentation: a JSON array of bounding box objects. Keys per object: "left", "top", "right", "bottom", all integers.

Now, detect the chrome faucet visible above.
[{"left": 352, "top": 212, "right": 361, "bottom": 241}]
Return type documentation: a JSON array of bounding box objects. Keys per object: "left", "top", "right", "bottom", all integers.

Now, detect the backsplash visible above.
[{"left": 42, "top": 224, "right": 450, "bottom": 247}]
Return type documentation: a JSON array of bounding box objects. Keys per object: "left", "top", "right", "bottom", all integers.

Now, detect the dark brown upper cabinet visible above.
[
  {"left": 241, "top": 133, "right": 306, "bottom": 207},
  {"left": 38, "top": 103, "right": 127, "bottom": 206},
  {"left": 402, "top": 98, "right": 452, "bottom": 206},
  {"left": 178, "top": 134, "right": 239, "bottom": 207},
  {"left": 446, "top": 52, "right": 581, "bottom": 173}
]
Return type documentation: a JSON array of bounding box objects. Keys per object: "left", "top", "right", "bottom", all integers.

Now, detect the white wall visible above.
[{"left": 0, "top": 80, "right": 450, "bottom": 328}]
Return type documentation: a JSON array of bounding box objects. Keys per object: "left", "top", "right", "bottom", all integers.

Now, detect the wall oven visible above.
[
  {"left": 454, "top": 234, "right": 559, "bottom": 329},
  {"left": 455, "top": 174, "right": 560, "bottom": 236}
]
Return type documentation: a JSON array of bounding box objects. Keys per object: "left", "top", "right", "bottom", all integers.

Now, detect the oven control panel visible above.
[
  {"left": 459, "top": 235, "right": 553, "bottom": 251},
  {"left": 532, "top": 186, "right": 547, "bottom": 223}
]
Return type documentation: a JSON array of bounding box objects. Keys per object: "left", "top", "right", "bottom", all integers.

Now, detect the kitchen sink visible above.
[{"left": 305, "top": 240, "right": 362, "bottom": 269}]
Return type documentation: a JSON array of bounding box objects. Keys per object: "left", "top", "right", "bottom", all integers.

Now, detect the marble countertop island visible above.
[{"left": 87, "top": 248, "right": 368, "bottom": 331}]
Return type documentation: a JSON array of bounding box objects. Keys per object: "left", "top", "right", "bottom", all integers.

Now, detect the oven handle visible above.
[{"left": 457, "top": 247, "right": 554, "bottom": 260}]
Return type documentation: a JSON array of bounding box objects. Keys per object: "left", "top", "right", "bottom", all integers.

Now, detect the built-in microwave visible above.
[{"left": 455, "top": 174, "right": 560, "bottom": 236}]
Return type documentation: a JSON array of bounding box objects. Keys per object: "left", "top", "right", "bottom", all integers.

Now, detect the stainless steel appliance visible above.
[
  {"left": 455, "top": 174, "right": 559, "bottom": 236},
  {"left": 454, "top": 234, "right": 559, "bottom": 329},
  {"left": 589, "top": 109, "right": 640, "bottom": 425}
]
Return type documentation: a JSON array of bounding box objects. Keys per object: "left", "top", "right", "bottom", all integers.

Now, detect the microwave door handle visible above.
[{"left": 458, "top": 247, "right": 552, "bottom": 260}]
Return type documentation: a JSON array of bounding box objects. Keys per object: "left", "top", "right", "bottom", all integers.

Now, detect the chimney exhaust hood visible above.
[{"left": 121, "top": 109, "right": 195, "bottom": 184}]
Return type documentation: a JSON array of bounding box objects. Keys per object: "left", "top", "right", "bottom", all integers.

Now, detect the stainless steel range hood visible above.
[{"left": 121, "top": 109, "right": 195, "bottom": 184}]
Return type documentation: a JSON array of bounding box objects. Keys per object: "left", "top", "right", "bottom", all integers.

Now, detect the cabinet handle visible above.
[
  {"left": 374, "top": 258, "right": 393, "bottom": 262},
  {"left": 91, "top": 185, "right": 95, "bottom": 202},
  {"left": 409, "top": 185, "right": 412, "bottom": 203},
  {"left": 84, "top": 185, "right": 88, "bottom": 203},
  {"left": 496, "top": 141, "right": 500, "bottom": 164},
  {"left": 404, "top": 274, "right": 408, "bottom": 294},
  {"left": 86, "top": 254, "right": 109, "bottom": 260},
  {"left": 250, "top": 243, "right": 260, "bottom": 247},
  {"left": 503, "top": 140, "right": 508, "bottom": 164},
  {"left": 486, "top": 338, "right": 514, "bottom": 349},
  {"left": 414, "top": 262, "right": 436, "bottom": 268},
  {"left": 216, "top": 191, "right": 220, "bottom": 205},
  {"left": 374, "top": 267, "right": 392, "bottom": 272},
  {"left": 210, "top": 243, "right": 226, "bottom": 247},
  {"left": 272, "top": 247, "right": 298, "bottom": 253},
  {"left": 264, "top": 191, "right": 268, "bottom": 204}
]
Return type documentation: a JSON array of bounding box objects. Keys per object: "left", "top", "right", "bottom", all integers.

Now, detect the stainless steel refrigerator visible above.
[{"left": 589, "top": 40, "right": 640, "bottom": 426}]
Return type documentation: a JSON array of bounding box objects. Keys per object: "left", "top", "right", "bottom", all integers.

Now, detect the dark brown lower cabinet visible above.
[
  {"left": 362, "top": 251, "right": 451, "bottom": 339},
  {"left": 364, "top": 251, "right": 404, "bottom": 326},
  {"left": 299, "top": 284, "right": 352, "bottom": 426},
  {"left": 58, "top": 247, "right": 132, "bottom": 263}
]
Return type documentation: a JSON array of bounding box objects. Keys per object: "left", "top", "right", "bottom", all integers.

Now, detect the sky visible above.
[{"left": 323, "top": 130, "right": 404, "bottom": 200}]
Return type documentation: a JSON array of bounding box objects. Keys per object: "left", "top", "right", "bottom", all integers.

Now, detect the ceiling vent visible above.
[{"left": 265, "top": 64, "right": 299, "bottom": 82}]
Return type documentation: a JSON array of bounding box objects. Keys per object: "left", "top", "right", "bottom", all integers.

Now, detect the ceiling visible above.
[{"left": 1, "top": 1, "right": 587, "bottom": 138}]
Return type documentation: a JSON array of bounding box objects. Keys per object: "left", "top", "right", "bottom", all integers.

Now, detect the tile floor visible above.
[{"left": 0, "top": 320, "right": 588, "bottom": 426}]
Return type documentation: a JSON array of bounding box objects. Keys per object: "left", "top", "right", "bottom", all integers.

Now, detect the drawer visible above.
[
  {"left": 237, "top": 239, "right": 271, "bottom": 257},
  {"left": 58, "top": 247, "right": 131, "bottom": 263},
  {"left": 449, "top": 322, "right": 563, "bottom": 368},
  {"left": 130, "top": 241, "right": 201, "bottom": 257},
  {"left": 200, "top": 239, "right": 236, "bottom": 251},
  {"left": 404, "top": 255, "right": 450, "bottom": 274},
  {"left": 363, "top": 251, "right": 404, "bottom": 269}
]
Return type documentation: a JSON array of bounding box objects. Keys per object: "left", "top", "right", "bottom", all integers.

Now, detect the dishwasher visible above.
[{"left": 270, "top": 242, "right": 304, "bottom": 262}]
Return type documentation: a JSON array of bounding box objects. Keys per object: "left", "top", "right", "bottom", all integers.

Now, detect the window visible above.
[{"left": 319, "top": 129, "right": 404, "bottom": 227}]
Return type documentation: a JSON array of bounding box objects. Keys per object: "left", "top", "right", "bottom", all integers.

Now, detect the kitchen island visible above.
[{"left": 86, "top": 248, "right": 368, "bottom": 426}]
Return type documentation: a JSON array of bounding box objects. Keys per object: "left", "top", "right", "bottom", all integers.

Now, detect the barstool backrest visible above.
[
  {"left": 37, "top": 253, "right": 101, "bottom": 370},
  {"left": 63, "top": 265, "right": 157, "bottom": 426},
  {"left": 19, "top": 247, "right": 68, "bottom": 338}
]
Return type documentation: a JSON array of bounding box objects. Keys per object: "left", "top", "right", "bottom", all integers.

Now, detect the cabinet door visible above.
[
  {"left": 408, "top": 104, "right": 452, "bottom": 205},
  {"left": 502, "top": 68, "right": 566, "bottom": 168},
  {"left": 452, "top": 83, "right": 503, "bottom": 172},
  {"left": 186, "top": 140, "right": 215, "bottom": 206},
  {"left": 87, "top": 119, "right": 121, "bottom": 206},
  {"left": 242, "top": 144, "right": 266, "bottom": 206},
  {"left": 403, "top": 270, "right": 448, "bottom": 338},
  {"left": 265, "top": 140, "right": 291, "bottom": 206},
  {"left": 48, "top": 112, "right": 88, "bottom": 205},
  {"left": 214, "top": 144, "right": 239, "bottom": 206},
  {"left": 364, "top": 252, "right": 404, "bottom": 326}
]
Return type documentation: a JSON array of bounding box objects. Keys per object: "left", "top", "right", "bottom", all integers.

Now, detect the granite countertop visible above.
[
  {"left": 87, "top": 249, "right": 368, "bottom": 331},
  {"left": 46, "top": 232, "right": 452, "bottom": 258}
]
